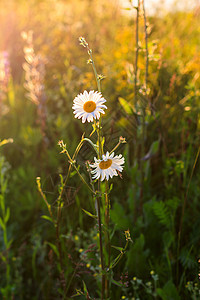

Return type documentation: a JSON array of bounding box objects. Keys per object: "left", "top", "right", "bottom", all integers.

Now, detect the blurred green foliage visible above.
[{"left": 0, "top": 0, "right": 200, "bottom": 298}]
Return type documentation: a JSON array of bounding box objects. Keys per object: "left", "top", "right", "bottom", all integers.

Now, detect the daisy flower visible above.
[
  {"left": 90, "top": 151, "right": 125, "bottom": 181},
  {"left": 72, "top": 90, "right": 107, "bottom": 123}
]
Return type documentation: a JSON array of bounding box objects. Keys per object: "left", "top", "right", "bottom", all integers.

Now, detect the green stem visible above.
[
  {"left": 36, "top": 177, "right": 55, "bottom": 223},
  {"left": 81, "top": 37, "right": 106, "bottom": 299},
  {"left": 55, "top": 203, "right": 66, "bottom": 293},
  {"left": 87, "top": 41, "right": 106, "bottom": 299},
  {"left": 109, "top": 239, "right": 129, "bottom": 270},
  {"left": 143, "top": 0, "right": 148, "bottom": 93},
  {"left": 86, "top": 44, "right": 102, "bottom": 158},
  {"left": 71, "top": 162, "right": 95, "bottom": 194},
  {"left": 105, "top": 181, "right": 111, "bottom": 299},
  {"left": 83, "top": 138, "right": 99, "bottom": 156},
  {"left": 140, "top": 106, "right": 146, "bottom": 212},
  {"left": 64, "top": 263, "right": 79, "bottom": 298},
  {"left": 110, "top": 141, "right": 121, "bottom": 155},
  {"left": 134, "top": 0, "right": 140, "bottom": 108},
  {"left": 59, "top": 141, "right": 96, "bottom": 194},
  {"left": 96, "top": 195, "right": 105, "bottom": 300},
  {"left": 87, "top": 47, "right": 101, "bottom": 93},
  {"left": 58, "top": 137, "right": 97, "bottom": 202}
]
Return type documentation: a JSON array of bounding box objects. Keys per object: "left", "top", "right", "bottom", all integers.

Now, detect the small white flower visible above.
[
  {"left": 72, "top": 90, "right": 107, "bottom": 123},
  {"left": 90, "top": 151, "right": 125, "bottom": 181}
]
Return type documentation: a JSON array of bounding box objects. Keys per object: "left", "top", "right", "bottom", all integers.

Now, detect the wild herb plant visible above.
[
  {"left": 0, "top": 138, "right": 13, "bottom": 298},
  {"left": 37, "top": 36, "right": 132, "bottom": 299}
]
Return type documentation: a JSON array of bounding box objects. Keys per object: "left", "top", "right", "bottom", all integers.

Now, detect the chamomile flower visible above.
[
  {"left": 72, "top": 90, "right": 107, "bottom": 123},
  {"left": 90, "top": 151, "right": 125, "bottom": 181}
]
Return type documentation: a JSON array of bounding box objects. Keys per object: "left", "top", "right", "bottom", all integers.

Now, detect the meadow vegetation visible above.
[{"left": 0, "top": 0, "right": 200, "bottom": 299}]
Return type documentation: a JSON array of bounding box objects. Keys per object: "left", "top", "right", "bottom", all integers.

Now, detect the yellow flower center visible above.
[
  {"left": 83, "top": 101, "right": 96, "bottom": 113},
  {"left": 99, "top": 159, "right": 112, "bottom": 170}
]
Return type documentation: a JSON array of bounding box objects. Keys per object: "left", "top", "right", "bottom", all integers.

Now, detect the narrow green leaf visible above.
[
  {"left": 46, "top": 242, "right": 59, "bottom": 258},
  {"left": 41, "top": 215, "right": 54, "bottom": 223},
  {"left": 111, "top": 278, "right": 123, "bottom": 287},
  {"left": 7, "top": 239, "right": 13, "bottom": 249},
  {"left": 5, "top": 207, "right": 10, "bottom": 223},
  {"left": 109, "top": 183, "right": 113, "bottom": 193},
  {"left": 110, "top": 252, "right": 123, "bottom": 269},
  {"left": 119, "top": 97, "right": 133, "bottom": 115},
  {"left": 69, "top": 169, "right": 77, "bottom": 178},
  {"left": 59, "top": 174, "right": 64, "bottom": 186},
  {"left": 71, "top": 289, "right": 83, "bottom": 297},
  {"left": 82, "top": 208, "right": 97, "bottom": 219},
  {"left": 111, "top": 245, "right": 123, "bottom": 252},
  {"left": 82, "top": 280, "right": 88, "bottom": 294},
  {"left": 150, "top": 140, "right": 160, "bottom": 155},
  {"left": 0, "top": 217, "right": 5, "bottom": 230},
  {"left": 0, "top": 253, "right": 6, "bottom": 262}
]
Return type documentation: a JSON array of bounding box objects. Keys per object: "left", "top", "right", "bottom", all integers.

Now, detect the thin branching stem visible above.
[
  {"left": 134, "top": 0, "right": 140, "bottom": 108},
  {"left": 143, "top": 0, "right": 148, "bottom": 92},
  {"left": 79, "top": 36, "right": 106, "bottom": 299},
  {"left": 85, "top": 40, "right": 102, "bottom": 150},
  {"left": 109, "top": 236, "right": 130, "bottom": 270},
  {"left": 36, "top": 177, "right": 55, "bottom": 223},
  {"left": 86, "top": 42, "right": 102, "bottom": 158},
  {"left": 97, "top": 195, "right": 105, "bottom": 300},
  {"left": 105, "top": 180, "right": 111, "bottom": 299},
  {"left": 89, "top": 50, "right": 101, "bottom": 93},
  {"left": 58, "top": 138, "right": 97, "bottom": 199},
  {"left": 85, "top": 39, "right": 106, "bottom": 299},
  {"left": 71, "top": 162, "right": 95, "bottom": 194}
]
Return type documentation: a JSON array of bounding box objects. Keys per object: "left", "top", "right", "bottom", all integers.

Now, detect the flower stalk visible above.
[
  {"left": 41, "top": 36, "right": 127, "bottom": 299},
  {"left": 78, "top": 37, "right": 126, "bottom": 299},
  {"left": 143, "top": 0, "right": 149, "bottom": 94},
  {"left": 79, "top": 36, "right": 107, "bottom": 298},
  {"left": 105, "top": 180, "right": 111, "bottom": 299},
  {"left": 134, "top": 0, "right": 140, "bottom": 109}
]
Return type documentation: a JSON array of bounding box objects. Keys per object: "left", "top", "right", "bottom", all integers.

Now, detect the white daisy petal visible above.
[
  {"left": 74, "top": 111, "right": 84, "bottom": 118},
  {"left": 93, "top": 172, "right": 100, "bottom": 179},
  {"left": 101, "top": 171, "right": 106, "bottom": 181},
  {"left": 95, "top": 111, "right": 100, "bottom": 119},
  {"left": 87, "top": 114, "right": 93, "bottom": 122},
  {"left": 72, "top": 90, "right": 107, "bottom": 123},
  {"left": 82, "top": 114, "right": 87, "bottom": 123},
  {"left": 90, "top": 151, "right": 125, "bottom": 182}
]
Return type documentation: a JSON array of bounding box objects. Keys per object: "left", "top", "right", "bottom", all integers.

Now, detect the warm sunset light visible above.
[{"left": 0, "top": 0, "right": 200, "bottom": 298}]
